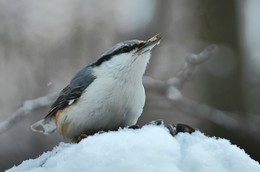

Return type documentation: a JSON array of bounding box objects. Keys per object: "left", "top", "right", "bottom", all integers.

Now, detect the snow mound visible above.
[{"left": 7, "top": 125, "right": 260, "bottom": 172}]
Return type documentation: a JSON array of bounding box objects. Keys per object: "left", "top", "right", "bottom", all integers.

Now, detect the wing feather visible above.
[{"left": 45, "top": 66, "right": 96, "bottom": 119}]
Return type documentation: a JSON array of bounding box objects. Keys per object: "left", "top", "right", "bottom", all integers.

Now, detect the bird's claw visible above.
[
  {"left": 77, "top": 132, "right": 91, "bottom": 143},
  {"left": 128, "top": 125, "right": 140, "bottom": 129}
]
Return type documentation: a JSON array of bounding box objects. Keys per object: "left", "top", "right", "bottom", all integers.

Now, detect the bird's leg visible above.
[
  {"left": 127, "top": 119, "right": 164, "bottom": 130},
  {"left": 77, "top": 134, "right": 88, "bottom": 143},
  {"left": 76, "top": 131, "right": 92, "bottom": 143}
]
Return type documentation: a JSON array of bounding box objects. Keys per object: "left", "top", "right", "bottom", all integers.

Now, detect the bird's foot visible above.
[
  {"left": 77, "top": 131, "right": 92, "bottom": 143},
  {"left": 77, "top": 133, "right": 88, "bottom": 143},
  {"left": 127, "top": 124, "right": 140, "bottom": 129}
]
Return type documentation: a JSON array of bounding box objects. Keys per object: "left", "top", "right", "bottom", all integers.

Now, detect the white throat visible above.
[{"left": 95, "top": 52, "right": 151, "bottom": 82}]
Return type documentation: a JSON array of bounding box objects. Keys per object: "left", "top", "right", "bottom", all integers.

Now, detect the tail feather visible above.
[{"left": 31, "top": 118, "right": 57, "bottom": 135}]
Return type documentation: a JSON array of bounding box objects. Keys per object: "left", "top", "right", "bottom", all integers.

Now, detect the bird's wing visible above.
[{"left": 45, "top": 66, "right": 96, "bottom": 119}]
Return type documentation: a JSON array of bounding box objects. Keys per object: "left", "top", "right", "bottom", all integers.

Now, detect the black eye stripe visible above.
[
  {"left": 92, "top": 42, "right": 146, "bottom": 66},
  {"left": 112, "top": 44, "right": 136, "bottom": 55},
  {"left": 118, "top": 43, "right": 145, "bottom": 54},
  {"left": 121, "top": 46, "right": 130, "bottom": 53}
]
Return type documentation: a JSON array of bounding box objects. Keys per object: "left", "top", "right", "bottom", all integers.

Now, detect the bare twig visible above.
[
  {"left": 168, "top": 44, "right": 218, "bottom": 89},
  {"left": 0, "top": 93, "right": 58, "bottom": 135},
  {"left": 143, "top": 76, "right": 166, "bottom": 90}
]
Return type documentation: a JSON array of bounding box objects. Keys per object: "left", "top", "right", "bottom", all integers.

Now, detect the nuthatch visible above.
[{"left": 31, "top": 34, "right": 162, "bottom": 142}]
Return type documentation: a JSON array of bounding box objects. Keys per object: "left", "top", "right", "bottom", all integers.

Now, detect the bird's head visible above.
[{"left": 92, "top": 34, "right": 161, "bottom": 79}]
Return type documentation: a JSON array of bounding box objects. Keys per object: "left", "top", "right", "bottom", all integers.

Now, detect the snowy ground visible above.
[{"left": 7, "top": 125, "right": 260, "bottom": 172}]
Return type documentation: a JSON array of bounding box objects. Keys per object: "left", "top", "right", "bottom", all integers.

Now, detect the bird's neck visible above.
[
  {"left": 116, "top": 53, "right": 150, "bottom": 83},
  {"left": 95, "top": 53, "right": 151, "bottom": 83}
]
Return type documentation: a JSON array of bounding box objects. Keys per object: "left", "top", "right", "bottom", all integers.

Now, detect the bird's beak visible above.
[{"left": 136, "top": 33, "right": 162, "bottom": 54}]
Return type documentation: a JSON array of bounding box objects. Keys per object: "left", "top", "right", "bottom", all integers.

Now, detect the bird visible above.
[{"left": 31, "top": 34, "right": 162, "bottom": 142}]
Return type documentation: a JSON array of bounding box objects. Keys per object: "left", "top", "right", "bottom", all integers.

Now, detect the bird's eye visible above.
[{"left": 121, "top": 46, "right": 130, "bottom": 53}]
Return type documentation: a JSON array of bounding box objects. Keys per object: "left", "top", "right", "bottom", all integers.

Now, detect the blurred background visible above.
[{"left": 0, "top": 0, "right": 260, "bottom": 170}]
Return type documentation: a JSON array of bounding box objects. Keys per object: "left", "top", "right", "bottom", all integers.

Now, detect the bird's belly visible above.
[{"left": 57, "top": 78, "right": 145, "bottom": 140}]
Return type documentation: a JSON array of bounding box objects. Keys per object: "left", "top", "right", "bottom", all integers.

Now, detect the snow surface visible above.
[{"left": 7, "top": 125, "right": 260, "bottom": 172}]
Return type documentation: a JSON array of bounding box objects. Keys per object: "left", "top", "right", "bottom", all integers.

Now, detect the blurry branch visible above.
[
  {"left": 143, "top": 44, "right": 260, "bottom": 141},
  {"left": 0, "top": 93, "right": 58, "bottom": 135},
  {"left": 1, "top": 45, "right": 259, "bottom": 140},
  {"left": 174, "top": 97, "right": 260, "bottom": 139},
  {"left": 143, "top": 45, "right": 218, "bottom": 92},
  {"left": 143, "top": 45, "right": 217, "bottom": 90}
]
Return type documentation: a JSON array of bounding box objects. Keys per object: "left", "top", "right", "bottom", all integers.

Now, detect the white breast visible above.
[{"left": 57, "top": 76, "right": 145, "bottom": 139}]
